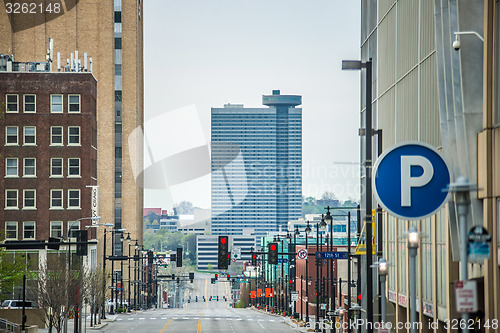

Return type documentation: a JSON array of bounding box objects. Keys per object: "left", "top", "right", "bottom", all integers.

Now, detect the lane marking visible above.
[
  {"left": 197, "top": 318, "right": 202, "bottom": 333},
  {"left": 159, "top": 319, "right": 173, "bottom": 333},
  {"left": 258, "top": 320, "right": 265, "bottom": 329},
  {"left": 205, "top": 278, "right": 208, "bottom": 308}
]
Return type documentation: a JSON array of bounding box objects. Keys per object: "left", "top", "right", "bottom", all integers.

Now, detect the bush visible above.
[{"left": 236, "top": 301, "right": 245, "bottom": 308}]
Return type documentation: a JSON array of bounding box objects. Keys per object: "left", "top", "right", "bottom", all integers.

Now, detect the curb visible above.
[{"left": 87, "top": 322, "right": 108, "bottom": 330}]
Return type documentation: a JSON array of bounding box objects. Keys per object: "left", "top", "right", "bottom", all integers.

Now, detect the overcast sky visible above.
[{"left": 143, "top": 0, "right": 361, "bottom": 211}]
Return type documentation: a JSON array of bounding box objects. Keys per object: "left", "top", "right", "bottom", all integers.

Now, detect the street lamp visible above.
[
  {"left": 342, "top": 58, "right": 374, "bottom": 332},
  {"left": 447, "top": 176, "right": 476, "bottom": 333},
  {"left": 407, "top": 227, "right": 419, "bottom": 333},
  {"left": 378, "top": 258, "right": 388, "bottom": 324},
  {"left": 305, "top": 221, "right": 311, "bottom": 323}
]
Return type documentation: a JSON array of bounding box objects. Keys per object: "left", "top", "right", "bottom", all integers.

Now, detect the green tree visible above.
[
  {"left": 0, "top": 244, "right": 27, "bottom": 297},
  {"left": 173, "top": 201, "right": 194, "bottom": 214}
]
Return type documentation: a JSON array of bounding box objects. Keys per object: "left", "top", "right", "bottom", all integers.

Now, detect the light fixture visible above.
[
  {"left": 324, "top": 210, "right": 332, "bottom": 224},
  {"left": 135, "top": 240, "right": 139, "bottom": 249},
  {"left": 305, "top": 221, "right": 311, "bottom": 235},
  {"left": 378, "top": 258, "right": 388, "bottom": 276},
  {"left": 294, "top": 226, "right": 300, "bottom": 236},
  {"left": 126, "top": 233, "right": 131, "bottom": 242},
  {"left": 408, "top": 227, "right": 419, "bottom": 249},
  {"left": 319, "top": 214, "right": 327, "bottom": 231}
]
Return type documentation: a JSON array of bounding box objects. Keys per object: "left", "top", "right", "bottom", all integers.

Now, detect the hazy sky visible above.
[{"left": 143, "top": 0, "right": 361, "bottom": 211}]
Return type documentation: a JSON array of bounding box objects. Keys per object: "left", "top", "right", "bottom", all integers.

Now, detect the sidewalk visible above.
[
  {"left": 250, "top": 306, "right": 318, "bottom": 332},
  {"left": 37, "top": 315, "right": 117, "bottom": 333}
]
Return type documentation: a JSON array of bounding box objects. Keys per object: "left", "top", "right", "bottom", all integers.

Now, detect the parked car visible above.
[{"left": 1, "top": 300, "right": 37, "bottom": 309}]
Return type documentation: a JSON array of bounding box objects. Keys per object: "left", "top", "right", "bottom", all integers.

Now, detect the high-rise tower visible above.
[
  {"left": 0, "top": 0, "right": 144, "bottom": 254},
  {"left": 211, "top": 90, "right": 302, "bottom": 241}
]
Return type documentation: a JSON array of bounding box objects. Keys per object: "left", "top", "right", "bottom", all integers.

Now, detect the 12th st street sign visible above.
[{"left": 373, "top": 142, "right": 451, "bottom": 220}]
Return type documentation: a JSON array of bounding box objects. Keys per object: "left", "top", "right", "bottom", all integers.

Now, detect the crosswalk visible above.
[{"left": 115, "top": 316, "right": 285, "bottom": 323}]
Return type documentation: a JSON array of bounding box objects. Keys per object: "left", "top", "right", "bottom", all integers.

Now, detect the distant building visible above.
[
  {"left": 196, "top": 235, "right": 254, "bottom": 270},
  {"left": 211, "top": 90, "right": 302, "bottom": 240}
]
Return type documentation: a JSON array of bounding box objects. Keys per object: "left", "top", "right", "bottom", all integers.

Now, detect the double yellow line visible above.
[
  {"left": 159, "top": 319, "right": 173, "bottom": 333},
  {"left": 197, "top": 319, "right": 202, "bottom": 333}
]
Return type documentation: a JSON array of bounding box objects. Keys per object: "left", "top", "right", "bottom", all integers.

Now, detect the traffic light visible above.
[
  {"left": 227, "top": 274, "right": 230, "bottom": 280},
  {"left": 268, "top": 243, "right": 278, "bottom": 265},
  {"left": 76, "top": 230, "right": 88, "bottom": 256},
  {"left": 289, "top": 279, "right": 293, "bottom": 284},
  {"left": 357, "top": 294, "right": 362, "bottom": 304},
  {"left": 215, "top": 274, "right": 218, "bottom": 280},
  {"left": 189, "top": 272, "right": 194, "bottom": 283},
  {"left": 251, "top": 254, "right": 257, "bottom": 266},
  {"left": 211, "top": 278, "right": 215, "bottom": 284},
  {"left": 218, "top": 236, "right": 229, "bottom": 269},
  {"left": 176, "top": 247, "right": 183, "bottom": 267},
  {"left": 170, "top": 253, "right": 177, "bottom": 263}
]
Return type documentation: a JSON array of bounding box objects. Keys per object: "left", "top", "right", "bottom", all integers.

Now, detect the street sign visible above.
[
  {"left": 326, "top": 311, "right": 335, "bottom": 316},
  {"left": 291, "top": 292, "right": 299, "bottom": 302},
  {"left": 455, "top": 280, "right": 478, "bottom": 313},
  {"left": 468, "top": 226, "right": 492, "bottom": 263},
  {"left": 315, "top": 251, "right": 348, "bottom": 260},
  {"left": 297, "top": 249, "right": 308, "bottom": 260},
  {"left": 278, "top": 258, "right": 288, "bottom": 263},
  {"left": 373, "top": 142, "right": 451, "bottom": 220}
]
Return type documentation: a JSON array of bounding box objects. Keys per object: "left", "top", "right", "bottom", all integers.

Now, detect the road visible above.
[{"left": 87, "top": 273, "right": 300, "bottom": 332}]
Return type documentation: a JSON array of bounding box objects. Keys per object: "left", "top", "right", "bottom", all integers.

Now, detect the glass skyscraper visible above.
[{"left": 211, "top": 90, "right": 302, "bottom": 240}]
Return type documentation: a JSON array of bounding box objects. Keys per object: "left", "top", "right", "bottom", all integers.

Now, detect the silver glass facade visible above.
[{"left": 211, "top": 90, "right": 302, "bottom": 239}]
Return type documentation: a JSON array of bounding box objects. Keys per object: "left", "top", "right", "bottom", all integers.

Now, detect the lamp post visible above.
[
  {"left": 294, "top": 226, "right": 299, "bottom": 319},
  {"left": 305, "top": 221, "right": 311, "bottom": 323},
  {"left": 378, "top": 258, "right": 388, "bottom": 324},
  {"left": 408, "top": 227, "right": 419, "bottom": 333},
  {"left": 342, "top": 58, "right": 374, "bottom": 332},
  {"left": 447, "top": 176, "right": 476, "bottom": 333},
  {"left": 315, "top": 222, "right": 320, "bottom": 332},
  {"left": 319, "top": 217, "right": 326, "bottom": 326}
]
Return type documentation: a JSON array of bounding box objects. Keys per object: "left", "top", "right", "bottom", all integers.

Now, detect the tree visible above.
[
  {"left": 83, "top": 268, "right": 107, "bottom": 327},
  {"left": 0, "top": 249, "right": 27, "bottom": 298},
  {"left": 173, "top": 201, "right": 194, "bottom": 214},
  {"left": 321, "top": 191, "right": 337, "bottom": 201}
]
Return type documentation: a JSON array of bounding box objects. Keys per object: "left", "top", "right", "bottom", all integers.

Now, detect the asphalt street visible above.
[{"left": 49, "top": 273, "right": 301, "bottom": 333}]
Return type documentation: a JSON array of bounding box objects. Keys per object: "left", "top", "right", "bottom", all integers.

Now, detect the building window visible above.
[
  {"left": 50, "top": 221, "right": 63, "bottom": 238},
  {"left": 5, "top": 189, "right": 18, "bottom": 209},
  {"left": 23, "top": 94, "right": 36, "bottom": 113},
  {"left": 421, "top": 218, "right": 433, "bottom": 302},
  {"left": 115, "top": 37, "right": 122, "bottom": 49},
  {"left": 68, "top": 221, "right": 80, "bottom": 238},
  {"left": 68, "top": 126, "right": 81, "bottom": 145},
  {"left": 68, "top": 158, "right": 80, "bottom": 177},
  {"left": 436, "top": 208, "right": 446, "bottom": 306},
  {"left": 6, "top": 126, "right": 18, "bottom": 145},
  {"left": 68, "top": 95, "right": 80, "bottom": 113},
  {"left": 115, "top": 64, "right": 122, "bottom": 76},
  {"left": 51, "top": 94, "right": 63, "bottom": 113},
  {"left": 398, "top": 222, "right": 407, "bottom": 293},
  {"left": 51, "top": 126, "right": 63, "bottom": 145},
  {"left": 50, "top": 158, "right": 63, "bottom": 177},
  {"left": 5, "top": 158, "right": 18, "bottom": 177},
  {"left": 68, "top": 189, "right": 80, "bottom": 209},
  {"left": 23, "top": 221, "right": 35, "bottom": 239},
  {"left": 50, "top": 189, "right": 63, "bottom": 209},
  {"left": 23, "top": 189, "right": 36, "bottom": 209},
  {"left": 114, "top": 11, "right": 122, "bottom": 23},
  {"left": 23, "top": 126, "right": 36, "bottom": 145},
  {"left": 6, "top": 94, "right": 18, "bottom": 112},
  {"left": 23, "top": 158, "right": 36, "bottom": 177},
  {"left": 5, "top": 222, "right": 18, "bottom": 240},
  {"left": 115, "top": 90, "right": 122, "bottom": 102}
]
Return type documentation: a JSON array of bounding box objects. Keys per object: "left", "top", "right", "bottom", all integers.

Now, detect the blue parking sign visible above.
[{"left": 373, "top": 142, "right": 451, "bottom": 220}]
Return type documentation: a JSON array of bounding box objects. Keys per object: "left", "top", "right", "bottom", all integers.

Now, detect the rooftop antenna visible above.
[
  {"left": 47, "top": 38, "right": 54, "bottom": 71},
  {"left": 89, "top": 58, "right": 93, "bottom": 72},
  {"left": 57, "top": 52, "right": 61, "bottom": 71},
  {"left": 75, "top": 50, "right": 78, "bottom": 71},
  {"left": 66, "top": 59, "right": 70, "bottom": 72},
  {"left": 70, "top": 53, "right": 74, "bottom": 71},
  {"left": 84, "top": 53, "right": 88, "bottom": 71}
]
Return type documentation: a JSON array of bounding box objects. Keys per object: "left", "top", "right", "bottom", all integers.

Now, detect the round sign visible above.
[
  {"left": 297, "top": 249, "right": 308, "bottom": 260},
  {"left": 373, "top": 142, "right": 451, "bottom": 220}
]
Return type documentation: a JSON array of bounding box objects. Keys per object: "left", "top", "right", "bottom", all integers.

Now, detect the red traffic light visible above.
[
  {"left": 289, "top": 279, "right": 293, "bottom": 284},
  {"left": 215, "top": 274, "right": 218, "bottom": 279},
  {"left": 358, "top": 294, "right": 362, "bottom": 301},
  {"left": 252, "top": 254, "right": 256, "bottom": 259},
  {"left": 220, "top": 237, "right": 227, "bottom": 244},
  {"left": 227, "top": 274, "right": 230, "bottom": 279},
  {"left": 270, "top": 244, "right": 277, "bottom": 251}
]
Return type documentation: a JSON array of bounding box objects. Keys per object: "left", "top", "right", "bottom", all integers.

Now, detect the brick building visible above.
[{"left": 0, "top": 71, "right": 97, "bottom": 243}]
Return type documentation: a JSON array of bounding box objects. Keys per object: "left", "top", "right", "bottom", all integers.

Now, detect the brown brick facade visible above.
[{"left": 0, "top": 72, "right": 97, "bottom": 240}]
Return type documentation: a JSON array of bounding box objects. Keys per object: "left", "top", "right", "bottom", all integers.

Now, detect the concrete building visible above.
[
  {"left": 358, "top": 1, "right": 500, "bottom": 332},
  {"left": 211, "top": 90, "right": 302, "bottom": 239},
  {"left": 196, "top": 235, "right": 255, "bottom": 271},
  {"left": 0, "top": 0, "right": 144, "bottom": 257}
]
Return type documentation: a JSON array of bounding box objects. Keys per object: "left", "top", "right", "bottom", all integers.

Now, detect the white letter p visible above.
[{"left": 401, "top": 156, "right": 434, "bottom": 207}]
